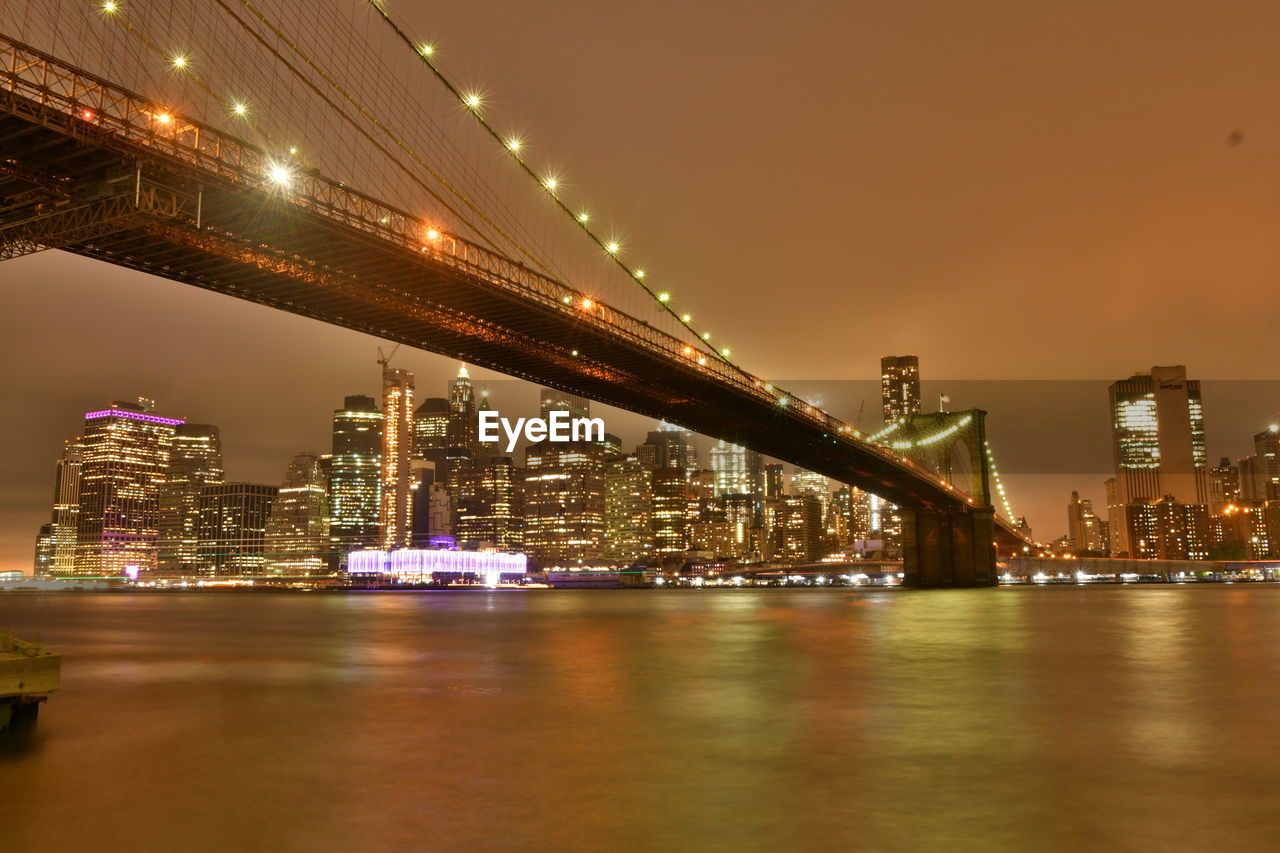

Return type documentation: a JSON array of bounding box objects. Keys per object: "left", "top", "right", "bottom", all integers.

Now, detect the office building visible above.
[
  {"left": 455, "top": 456, "right": 524, "bottom": 550},
  {"left": 265, "top": 453, "right": 330, "bottom": 576},
  {"left": 881, "top": 355, "right": 921, "bottom": 423},
  {"left": 605, "top": 455, "right": 652, "bottom": 563},
  {"left": 329, "top": 395, "right": 382, "bottom": 556},
  {"left": 75, "top": 399, "right": 183, "bottom": 576},
  {"left": 380, "top": 365, "right": 415, "bottom": 550},
  {"left": 523, "top": 441, "right": 606, "bottom": 566},
  {"left": 157, "top": 424, "right": 224, "bottom": 576},
  {"left": 197, "top": 482, "right": 278, "bottom": 576},
  {"left": 1066, "top": 491, "right": 1107, "bottom": 554},
  {"left": 45, "top": 441, "right": 83, "bottom": 575}
]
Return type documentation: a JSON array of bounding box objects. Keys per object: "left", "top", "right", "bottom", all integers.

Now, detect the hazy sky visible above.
[{"left": 4, "top": 0, "right": 1280, "bottom": 571}]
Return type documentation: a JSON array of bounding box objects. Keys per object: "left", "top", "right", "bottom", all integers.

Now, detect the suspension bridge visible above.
[{"left": 0, "top": 1, "right": 1033, "bottom": 586}]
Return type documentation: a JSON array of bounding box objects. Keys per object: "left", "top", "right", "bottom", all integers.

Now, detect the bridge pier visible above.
[{"left": 902, "top": 507, "right": 997, "bottom": 588}]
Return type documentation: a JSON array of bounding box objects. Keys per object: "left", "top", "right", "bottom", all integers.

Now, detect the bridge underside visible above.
[{"left": 1, "top": 52, "right": 1017, "bottom": 584}]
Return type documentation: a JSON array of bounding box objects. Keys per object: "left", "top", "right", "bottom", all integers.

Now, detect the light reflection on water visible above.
[{"left": 3, "top": 587, "right": 1280, "bottom": 852}]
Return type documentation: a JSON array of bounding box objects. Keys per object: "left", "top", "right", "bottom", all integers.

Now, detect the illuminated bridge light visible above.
[
  {"left": 720, "top": 348, "right": 731, "bottom": 357},
  {"left": 506, "top": 137, "right": 523, "bottom": 152},
  {"left": 170, "top": 54, "right": 189, "bottom": 70},
  {"left": 698, "top": 357, "right": 707, "bottom": 365},
  {"left": 701, "top": 332, "right": 711, "bottom": 340},
  {"left": 419, "top": 43, "right": 436, "bottom": 57},
  {"left": 682, "top": 346, "right": 694, "bottom": 356},
  {"left": 288, "top": 146, "right": 298, "bottom": 155},
  {"left": 543, "top": 175, "right": 558, "bottom": 191},
  {"left": 577, "top": 212, "right": 589, "bottom": 223},
  {"left": 100, "top": 0, "right": 119, "bottom": 13},
  {"left": 633, "top": 269, "right": 646, "bottom": 279},
  {"left": 561, "top": 295, "right": 572, "bottom": 304},
  {"left": 80, "top": 109, "right": 95, "bottom": 121},
  {"left": 580, "top": 298, "right": 594, "bottom": 310},
  {"left": 605, "top": 241, "right": 620, "bottom": 254},
  {"left": 463, "top": 92, "right": 483, "bottom": 110},
  {"left": 154, "top": 112, "right": 173, "bottom": 125},
  {"left": 657, "top": 292, "right": 670, "bottom": 303},
  {"left": 231, "top": 101, "right": 247, "bottom": 117},
  {"left": 267, "top": 162, "right": 292, "bottom": 186},
  {"left": 425, "top": 227, "right": 441, "bottom": 241}
]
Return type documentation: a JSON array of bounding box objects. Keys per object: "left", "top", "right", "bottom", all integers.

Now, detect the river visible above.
[{"left": 3, "top": 586, "right": 1280, "bottom": 851}]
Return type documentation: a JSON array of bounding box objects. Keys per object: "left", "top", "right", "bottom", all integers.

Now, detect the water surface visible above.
[{"left": 3, "top": 587, "right": 1280, "bottom": 852}]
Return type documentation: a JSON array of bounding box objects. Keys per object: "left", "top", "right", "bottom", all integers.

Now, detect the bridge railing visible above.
[{"left": 0, "top": 35, "right": 1005, "bottom": 517}]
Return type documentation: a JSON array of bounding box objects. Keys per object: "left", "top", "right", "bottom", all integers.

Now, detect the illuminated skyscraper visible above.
[
  {"left": 650, "top": 468, "right": 691, "bottom": 561},
  {"left": 762, "top": 463, "right": 785, "bottom": 499},
  {"left": 1208, "top": 457, "right": 1241, "bottom": 513},
  {"left": 1108, "top": 365, "right": 1208, "bottom": 556},
  {"left": 329, "top": 395, "right": 382, "bottom": 556},
  {"left": 158, "top": 424, "right": 224, "bottom": 576},
  {"left": 605, "top": 455, "right": 652, "bottom": 563},
  {"left": 881, "top": 355, "right": 921, "bottom": 423},
  {"left": 413, "top": 396, "right": 450, "bottom": 465},
  {"left": 265, "top": 453, "right": 330, "bottom": 576},
  {"left": 778, "top": 495, "right": 823, "bottom": 562},
  {"left": 637, "top": 422, "right": 698, "bottom": 475},
  {"left": 198, "top": 483, "right": 278, "bottom": 576},
  {"left": 380, "top": 366, "right": 416, "bottom": 549},
  {"left": 1066, "top": 491, "right": 1107, "bottom": 554},
  {"left": 45, "top": 440, "right": 83, "bottom": 575},
  {"left": 710, "top": 440, "right": 752, "bottom": 497},
  {"left": 524, "top": 441, "right": 606, "bottom": 566},
  {"left": 75, "top": 399, "right": 183, "bottom": 577},
  {"left": 33, "top": 524, "right": 53, "bottom": 576},
  {"left": 455, "top": 456, "right": 524, "bottom": 550},
  {"left": 447, "top": 365, "right": 479, "bottom": 477}
]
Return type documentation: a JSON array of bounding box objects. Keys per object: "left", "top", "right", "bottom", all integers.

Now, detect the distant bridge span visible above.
[{"left": 0, "top": 37, "right": 1026, "bottom": 585}]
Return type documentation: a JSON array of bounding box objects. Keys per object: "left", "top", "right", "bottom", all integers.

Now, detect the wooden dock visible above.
[{"left": 1, "top": 633, "right": 60, "bottom": 734}]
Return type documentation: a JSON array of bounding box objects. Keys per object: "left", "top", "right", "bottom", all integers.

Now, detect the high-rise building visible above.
[
  {"left": 1066, "top": 491, "right": 1107, "bottom": 554},
  {"left": 380, "top": 365, "right": 415, "bottom": 550},
  {"left": 413, "top": 397, "right": 450, "bottom": 465},
  {"left": 605, "top": 455, "right": 652, "bottom": 563},
  {"left": 710, "top": 440, "right": 754, "bottom": 497},
  {"left": 455, "top": 456, "right": 524, "bottom": 550},
  {"left": 1208, "top": 457, "right": 1241, "bottom": 514},
  {"left": 265, "top": 453, "right": 330, "bottom": 576},
  {"left": 650, "top": 467, "right": 691, "bottom": 561},
  {"left": 777, "top": 495, "right": 823, "bottom": 563},
  {"left": 1108, "top": 365, "right": 1208, "bottom": 556},
  {"left": 723, "top": 493, "right": 756, "bottom": 560},
  {"left": 33, "top": 524, "right": 54, "bottom": 576},
  {"left": 763, "top": 463, "right": 785, "bottom": 499},
  {"left": 1237, "top": 428, "right": 1280, "bottom": 503},
  {"left": 197, "top": 483, "right": 277, "bottom": 576},
  {"left": 524, "top": 441, "right": 606, "bottom": 566},
  {"left": 75, "top": 399, "right": 183, "bottom": 577},
  {"left": 447, "top": 365, "right": 479, "bottom": 478},
  {"left": 637, "top": 425, "right": 698, "bottom": 475},
  {"left": 329, "top": 395, "right": 383, "bottom": 558},
  {"left": 881, "top": 355, "right": 921, "bottom": 423},
  {"left": 410, "top": 466, "right": 453, "bottom": 547},
  {"left": 157, "top": 424, "right": 224, "bottom": 576},
  {"left": 46, "top": 441, "right": 83, "bottom": 576}
]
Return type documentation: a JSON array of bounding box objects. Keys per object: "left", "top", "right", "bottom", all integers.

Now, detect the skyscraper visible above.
[
  {"left": 1208, "top": 457, "right": 1241, "bottom": 514},
  {"left": 380, "top": 365, "right": 415, "bottom": 550},
  {"left": 265, "top": 453, "right": 330, "bottom": 576},
  {"left": 447, "top": 364, "right": 479, "bottom": 479},
  {"left": 881, "top": 355, "right": 921, "bottom": 423},
  {"left": 198, "top": 483, "right": 278, "bottom": 576},
  {"left": 455, "top": 456, "right": 524, "bottom": 550},
  {"left": 605, "top": 455, "right": 652, "bottom": 563},
  {"left": 524, "top": 441, "right": 607, "bottom": 566},
  {"left": 778, "top": 495, "right": 823, "bottom": 563},
  {"left": 637, "top": 422, "right": 698, "bottom": 475},
  {"left": 710, "top": 440, "right": 752, "bottom": 497},
  {"left": 75, "top": 399, "right": 183, "bottom": 576},
  {"left": 1066, "top": 491, "right": 1107, "bottom": 554},
  {"left": 650, "top": 467, "right": 691, "bottom": 561},
  {"left": 1108, "top": 365, "right": 1208, "bottom": 556},
  {"left": 158, "top": 424, "right": 224, "bottom": 576},
  {"left": 413, "top": 396, "right": 450, "bottom": 466},
  {"left": 46, "top": 441, "right": 83, "bottom": 575},
  {"left": 329, "top": 395, "right": 382, "bottom": 557}
]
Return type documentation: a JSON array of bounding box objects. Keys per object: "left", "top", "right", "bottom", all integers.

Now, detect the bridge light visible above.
[
  {"left": 425, "top": 228, "right": 441, "bottom": 241},
  {"left": 580, "top": 298, "right": 594, "bottom": 310},
  {"left": 698, "top": 357, "right": 707, "bottom": 365},
  {"left": 634, "top": 269, "right": 645, "bottom": 279},
  {"left": 680, "top": 313, "right": 691, "bottom": 323},
  {"left": 506, "top": 137, "right": 523, "bottom": 153},
  {"left": 80, "top": 109, "right": 95, "bottom": 121},
  {"left": 778, "top": 396, "right": 789, "bottom": 407},
  {"left": 657, "top": 292, "right": 670, "bottom": 303},
  {"left": 543, "top": 176, "right": 558, "bottom": 191},
  {"left": 605, "top": 241, "right": 620, "bottom": 254},
  {"left": 288, "top": 146, "right": 298, "bottom": 155},
  {"left": 463, "top": 92, "right": 482, "bottom": 110},
  {"left": 154, "top": 112, "right": 173, "bottom": 125},
  {"left": 419, "top": 43, "right": 436, "bottom": 57},
  {"left": 562, "top": 295, "right": 572, "bottom": 304},
  {"left": 100, "top": 1, "right": 119, "bottom": 14},
  {"left": 577, "top": 212, "right": 589, "bottom": 223},
  {"left": 170, "top": 54, "right": 189, "bottom": 70},
  {"left": 682, "top": 346, "right": 694, "bottom": 356},
  {"left": 720, "top": 347, "right": 731, "bottom": 356},
  {"left": 267, "top": 162, "right": 292, "bottom": 186},
  {"left": 571, "top": 350, "right": 579, "bottom": 356},
  {"left": 231, "top": 101, "right": 247, "bottom": 117},
  {"left": 701, "top": 332, "right": 711, "bottom": 340}
]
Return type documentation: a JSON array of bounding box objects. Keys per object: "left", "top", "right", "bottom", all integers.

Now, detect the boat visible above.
[{"left": 0, "top": 633, "right": 61, "bottom": 734}]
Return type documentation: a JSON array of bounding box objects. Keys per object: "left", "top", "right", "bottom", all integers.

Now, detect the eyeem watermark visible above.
[{"left": 478, "top": 410, "right": 605, "bottom": 453}]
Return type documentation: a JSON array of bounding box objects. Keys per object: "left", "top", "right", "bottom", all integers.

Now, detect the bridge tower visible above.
[{"left": 885, "top": 410, "right": 997, "bottom": 588}]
